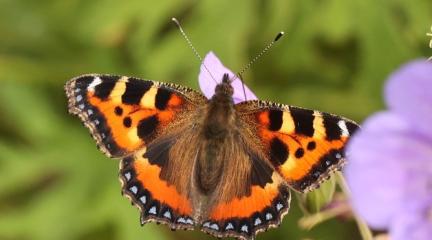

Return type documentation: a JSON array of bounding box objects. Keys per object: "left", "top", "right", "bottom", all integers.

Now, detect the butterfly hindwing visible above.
[
  {"left": 236, "top": 100, "right": 360, "bottom": 193},
  {"left": 65, "top": 74, "right": 207, "bottom": 158},
  {"left": 119, "top": 134, "right": 197, "bottom": 230},
  {"left": 198, "top": 130, "right": 291, "bottom": 240},
  {"left": 118, "top": 104, "right": 213, "bottom": 229},
  {"left": 202, "top": 177, "right": 291, "bottom": 240}
]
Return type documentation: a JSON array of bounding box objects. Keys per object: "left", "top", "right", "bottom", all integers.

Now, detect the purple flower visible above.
[
  {"left": 345, "top": 60, "right": 432, "bottom": 240},
  {"left": 199, "top": 52, "right": 257, "bottom": 103}
]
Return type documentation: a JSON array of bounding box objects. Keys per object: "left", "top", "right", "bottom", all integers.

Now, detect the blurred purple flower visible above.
[
  {"left": 345, "top": 60, "right": 432, "bottom": 240},
  {"left": 199, "top": 51, "right": 257, "bottom": 103}
]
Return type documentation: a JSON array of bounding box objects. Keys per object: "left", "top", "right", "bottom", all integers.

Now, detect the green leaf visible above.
[{"left": 299, "top": 175, "right": 337, "bottom": 214}]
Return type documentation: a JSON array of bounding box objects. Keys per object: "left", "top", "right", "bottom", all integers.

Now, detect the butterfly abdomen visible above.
[{"left": 196, "top": 80, "right": 237, "bottom": 194}]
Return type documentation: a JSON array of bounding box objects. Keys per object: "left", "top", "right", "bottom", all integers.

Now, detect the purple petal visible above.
[
  {"left": 391, "top": 203, "right": 432, "bottom": 240},
  {"left": 346, "top": 113, "right": 432, "bottom": 222},
  {"left": 385, "top": 60, "right": 432, "bottom": 137},
  {"left": 199, "top": 52, "right": 257, "bottom": 103}
]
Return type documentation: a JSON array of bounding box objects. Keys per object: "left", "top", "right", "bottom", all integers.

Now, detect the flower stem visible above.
[
  {"left": 299, "top": 202, "right": 351, "bottom": 229},
  {"left": 336, "top": 172, "right": 374, "bottom": 240}
]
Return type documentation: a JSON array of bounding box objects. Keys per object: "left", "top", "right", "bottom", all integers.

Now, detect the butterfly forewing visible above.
[
  {"left": 65, "top": 74, "right": 207, "bottom": 158},
  {"left": 236, "top": 100, "right": 360, "bottom": 193}
]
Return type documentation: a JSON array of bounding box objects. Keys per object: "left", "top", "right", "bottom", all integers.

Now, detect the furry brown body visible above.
[{"left": 197, "top": 74, "right": 237, "bottom": 195}]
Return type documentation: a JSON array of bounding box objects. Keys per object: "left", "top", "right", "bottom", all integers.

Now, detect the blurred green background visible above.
[{"left": 0, "top": 0, "right": 431, "bottom": 240}]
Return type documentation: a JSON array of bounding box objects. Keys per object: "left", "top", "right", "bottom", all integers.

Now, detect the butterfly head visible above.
[{"left": 214, "top": 73, "right": 234, "bottom": 97}]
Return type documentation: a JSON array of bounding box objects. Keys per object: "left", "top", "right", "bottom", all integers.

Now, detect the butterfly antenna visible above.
[
  {"left": 172, "top": 18, "right": 218, "bottom": 84},
  {"left": 232, "top": 31, "right": 285, "bottom": 101}
]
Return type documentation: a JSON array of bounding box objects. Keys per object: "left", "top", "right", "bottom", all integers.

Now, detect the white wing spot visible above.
[
  {"left": 87, "top": 109, "right": 93, "bottom": 115},
  {"left": 241, "top": 225, "right": 248, "bottom": 233},
  {"left": 76, "top": 95, "right": 83, "bottom": 102},
  {"left": 210, "top": 223, "right": 219, "bottom": 230},
  {"left": 148, "top": 206, "right": 157, "bottom": 215},
  {"left": 225, "top": 223, "right": 234, "bottom": 230},
  {"left": 276, "top": 202, "right": 284, "bottom": 211},
  {"left": 266, "top": 213, "right": 273, "bottom": 220},
  {"left": 163, "top": 211, "right": 171, "bottom": 219},
  {"left": 87, "top": 77, "right": 102, "bottom": 91},
  {"left": 124, "top": 172, "right": 131, "bottom": 181},
  {"left": 139, "top": 195, "right": 146, "bottom": 204},
  {"left": 338, "top": 120, "right": 350, "bottom": 137},
  {"left": 78, "top": 104, "right": 85, "bottom": 109},
  {"left": 254, "top": 217, "right": 262, "bottom": 226},
  {"left": 129, "top": 186, "right": 138, "bottom": 194},
  {"left": 186, "top": 218, "right": 194, "bottom": 225},
  {"left": 203, "top": 222, "right": 211, "bottom": 228}
]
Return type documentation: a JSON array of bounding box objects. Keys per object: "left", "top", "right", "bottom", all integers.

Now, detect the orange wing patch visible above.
[
  {"left": 237, "top": 102, "right": 359, "bottom": 193},
  {"left": 86, "top": 92, "right": 152, "bottom": 151},
  {"left": 65, "top": 74, "right": 206, "bottom": 158},
  {"left": 120, "top": 148, "right": 196, "bottom": 230},
  {"left": 201, "top": 174, "right": 290, "bottom": 240},
  {"left": 209, "top": 182, "right": 279, "bottom": 220},
  {"left": 276, "top": 135, "right": 346, "bottom": 181},
  {"left": 133, "top": 148, "right": 192, "bottom": 215}
]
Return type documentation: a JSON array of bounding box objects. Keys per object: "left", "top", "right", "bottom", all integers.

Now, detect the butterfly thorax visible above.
[
  {"left": 196, "top": 74, "right": 236, "bottom": 195},
  {"left": 203, "top": 74, "right": 235, "bottom": 138}
]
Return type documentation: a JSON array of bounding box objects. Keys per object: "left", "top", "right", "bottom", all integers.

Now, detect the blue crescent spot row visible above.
[
  {"left": 120, "top": 156, "right": 195, "bottom": 229},
  {"left": 201, "top": 185, "right": 290, "bottom": 237}
]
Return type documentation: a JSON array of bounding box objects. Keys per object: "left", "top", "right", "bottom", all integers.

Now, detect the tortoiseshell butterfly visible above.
[{"left": 65, "top": 24, "right": 359, "bottom": 240}]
